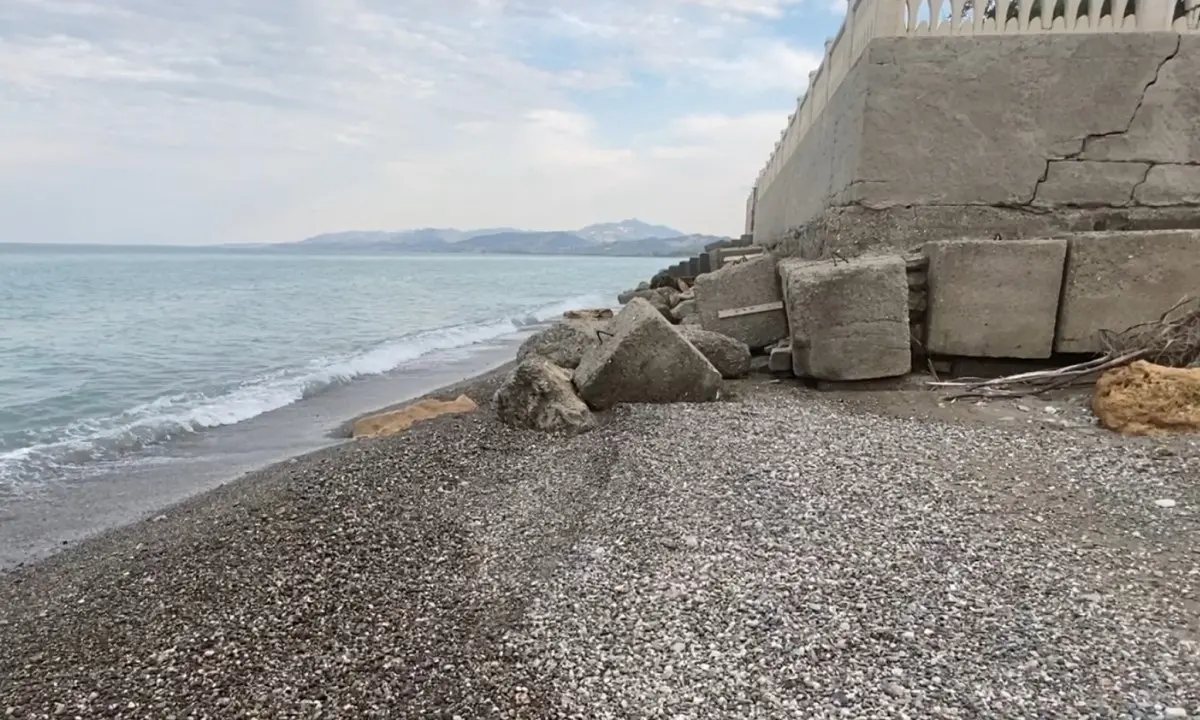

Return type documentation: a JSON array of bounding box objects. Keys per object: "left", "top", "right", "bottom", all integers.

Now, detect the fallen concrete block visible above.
[
  {"left": 688, "top": 257, "right": 699, "bottom": 277},
  {"left": 676, "top": 326, "right": 751, "bottom": 379},
  {"left": 779, "top": 256, "right": 911, "bottom": 381},
  {"left": 573, "top": 297, "right": 722, "bottom": 410},
  {"left": 517, "top": 319, "right": 608, "bottom": 369},
  {"left": 695, "top": 254, "right": 788, "bottom": 351},
  {"left": 768, "top": 343, "right": 793, "bottom": 373},
  {"left": 494, "top": 357, "right": 595, "bottom": 434},
  {"left": 924, "top": 237, "right": 1067, "bottom": 358},
  {"left": 698, "top": 253, "right": 712, "bottom": 274},
  {"left": 1056, "top": 230, "right": 1200, "bottom": 354}
]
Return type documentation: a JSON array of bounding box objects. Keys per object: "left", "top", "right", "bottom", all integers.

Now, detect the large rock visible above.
[
  {"left": 694, "top": 254, "right": 788, "bottom": 350},
  {"left": 779, "top": 255, "right": 911, "bottom": 381},
  {"left": 628, "top": 289, "right": 673, "bottom": 321},
  {"left": 1056, "top": 230, "right": 1200, "bottom": 354},
  {"left": 924, "top": 237, "right": 1067, "bottom": 359},
  {"left": 1093, "top": 360, "right": 1200, "bottom": 436},
  {"left": 617, "top": 289, "right": 635, "bottom": 305},
  {"left": 516, "top": 319, "right": 606, "bottom": 369},
  {"left": 675, "top": 326, "right": 751, "bottom": 379},
  {"left": 353, "top": 395, "right": 478, "bottom": 439},
  {"left": 494, "top": 357, "right": 596, "bottom": 434},
  {"left": 671, "top": 298, "right": 697, "bottom": 323},
  {"left": 573, "top": 298, "right": 722, "bottom": 410}
]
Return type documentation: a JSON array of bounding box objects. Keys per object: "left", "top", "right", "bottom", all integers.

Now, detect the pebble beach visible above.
[{"left": 2, "top": 369, "right": 1198, "bottom": 719}]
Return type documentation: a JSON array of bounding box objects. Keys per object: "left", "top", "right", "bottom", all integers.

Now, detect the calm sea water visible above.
[{"left": 0, "top": 245, "right": 661, "bottom": 494}]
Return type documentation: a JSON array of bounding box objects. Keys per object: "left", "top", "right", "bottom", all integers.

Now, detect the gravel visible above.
[{"left": 2, "top": 378, "right": 1198, "bottom": 718}]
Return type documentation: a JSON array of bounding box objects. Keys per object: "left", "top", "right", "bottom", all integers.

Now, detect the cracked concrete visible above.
[{"left": 752, "top": 32, "right": 1200, "bottom": 257}]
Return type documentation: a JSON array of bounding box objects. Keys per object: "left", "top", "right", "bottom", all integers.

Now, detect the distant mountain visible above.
[
  {"left": 575, "top": 219, "right": 685, "bottom": 243},
  {"left": 289, "top": 220, "right": 718, "bottom": 258}
]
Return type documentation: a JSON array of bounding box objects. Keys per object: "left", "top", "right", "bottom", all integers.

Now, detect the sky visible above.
[{"left": 0, "top": 0, "right": 843, "bottom": 245}]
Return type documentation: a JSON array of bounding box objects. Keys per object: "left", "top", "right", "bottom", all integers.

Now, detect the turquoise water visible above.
[{"left": 0, "top": 245, "right": 661, "bottom": 491}]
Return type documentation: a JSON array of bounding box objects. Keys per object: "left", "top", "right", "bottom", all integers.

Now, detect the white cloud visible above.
[{"left": 0, "top": 0, "right": 832, "bottom": 243}]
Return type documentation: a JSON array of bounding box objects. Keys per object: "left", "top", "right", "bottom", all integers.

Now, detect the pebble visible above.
[{"left": 1, "top": 381, "right": 1197, "bottom": 717}]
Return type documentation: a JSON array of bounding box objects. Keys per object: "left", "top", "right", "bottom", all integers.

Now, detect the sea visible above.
[{"left": 0, "top": 243, "right": 663, "bottom": 567}]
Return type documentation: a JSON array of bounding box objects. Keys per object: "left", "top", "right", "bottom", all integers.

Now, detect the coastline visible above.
[
  {"left": 0, "top": 340, "right": 524, "bottom": 572},
  {"left": 2, "top": 353, "right": 1198, "bottom": 715}
]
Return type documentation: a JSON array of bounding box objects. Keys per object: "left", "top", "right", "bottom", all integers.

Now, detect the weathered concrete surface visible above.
[
  {"left": 1056, "top": 229, "right": 1200, "bottom": 353},
  {"left": 768, "top": 344, "right": 792, "bottom": 373},
  {"left": 516, "top": 319, "right": 607, "bottom": 369},
  {"left": 779, "top": 256, "right": 911, "bottom": 381},
  {"left": 676, "top": 326, "right": 752, "bottom": 379},
  {"left": 573, "top": 298, "right": 721, "bottom": 410},
  {"left": 924, "top": 238, "right": 1068, "bottom": 359},
  {"left": 694, "top": 255, "right": 788, "bottom": 351},
  {"left": 752, "top": 32, "right": 1200, "bottom": 258},
  {"left": 711, "top": 245, "right": 765, "bottom": 272}
]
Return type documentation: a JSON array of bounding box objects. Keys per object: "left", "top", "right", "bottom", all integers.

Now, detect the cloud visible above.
[{"left": 0, "top": 0, "right": 838, "bottom": 243}]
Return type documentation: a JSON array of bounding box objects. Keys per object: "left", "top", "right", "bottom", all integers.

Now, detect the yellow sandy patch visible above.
[{"left": 351, "top": 394, "right": 478, "bottom": 439}]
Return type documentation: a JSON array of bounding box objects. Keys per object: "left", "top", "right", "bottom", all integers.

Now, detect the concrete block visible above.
[
  {"left": 694, "top": 255, "right": 788, "bottom": 351},
  {"left": 1056, "top": 230, "right": 1200, "bottom": 353},
  {"left": 688, "top": 257, "right": 699, "bottom": 277},
  {"left": 768, "top": 344, "right": 792, "bottom": 373},
  {"left": 735, "top": 235, "right": 753, "bottom": 247},
  {"left": 704, "top": 239, "right": 732, "bottom": 252},
  {"left": 698, "top": 253, "right": 712, "bottom": 274},
  {"left": 573, "top": 298, "right": 721, "bottom": 410},
  {"left": 924, "top": 238, "right": 1067, "bottom": 359},
  {"left": 779, "top": 256, "right": 911, "bottom": 381}
]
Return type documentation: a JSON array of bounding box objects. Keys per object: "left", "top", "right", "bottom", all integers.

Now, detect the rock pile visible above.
[{"left": 495, "top": 299, "right": 752, "bottom": 432}]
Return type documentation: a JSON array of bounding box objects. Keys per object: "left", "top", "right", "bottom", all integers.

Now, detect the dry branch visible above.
[{"left": 928, "top": 296, "right": 1200, "bottom": 400}]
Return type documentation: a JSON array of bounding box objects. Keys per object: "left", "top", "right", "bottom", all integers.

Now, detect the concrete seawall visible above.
[{"left": 751, "top": 32, "right": 1200, "bottom": 259}]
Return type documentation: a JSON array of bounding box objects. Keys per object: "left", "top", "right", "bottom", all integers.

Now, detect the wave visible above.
[{"left": 0, "top": 293, "right": 610, "bottom": 489}]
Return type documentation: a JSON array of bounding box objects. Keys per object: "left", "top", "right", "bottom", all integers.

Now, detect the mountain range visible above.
[{"left": 288, "top": 219, "right": 723, "bottom": 258}]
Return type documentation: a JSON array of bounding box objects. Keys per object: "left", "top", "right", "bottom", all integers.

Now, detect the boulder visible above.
[
  {"left": 617, "top": 288, "right": 636, "bottom": 304},
  {"left": 657, "top": 287, "right": 682, "bottom": 309},
  {"left": 650, "top": 269, "right": 674, "bottom": 289},
  {"left": 564, "top": 308, "right": 613, "bottom": 321},
  {"left": 494, "top": 358, "right": 595, "bottom": 434},
  {"left": 353, "top": 395, "right": 478, "bottom": 439},
  {"left": 671, "top": 298, "right": 697, "bottom": 323},
  {"left": 636, "top": 281, "right": 650, "bottom": 291},
  {"left": 629, "top": 289, "right": 673, "bottom": 321},
  {"left": 573, "top": 297, "right": 722, "bottom": 410},
  {"left": 516, "top": 319, "right": 607, "bottom": 369},
  {"left": 1093, "top": 360, "right": 1200, "bottom": 435},
  {"left": 677, "top": 326, "right": 751, "bottom": 379}
]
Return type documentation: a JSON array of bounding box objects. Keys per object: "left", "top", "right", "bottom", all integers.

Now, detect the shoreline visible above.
[{"left": 0, "top": 342, "right": 522, "bottom": 572}]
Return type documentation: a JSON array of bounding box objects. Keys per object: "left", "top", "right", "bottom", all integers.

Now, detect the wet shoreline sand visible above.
[{"left": 2, "top": 366, "right": 1198, "bottom": 718}]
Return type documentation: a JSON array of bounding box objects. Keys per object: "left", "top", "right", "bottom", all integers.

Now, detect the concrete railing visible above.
[{"left": 747, "top": 0, "right": 1200, "bottom": 227}]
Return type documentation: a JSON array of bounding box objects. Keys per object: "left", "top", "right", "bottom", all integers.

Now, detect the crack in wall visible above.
[
  {"left": 1129, "top": 164, "right": 1156, "bottom": 206},
  {"left": 1027, "top": 35, "right": 1183, "bottom": 206}
]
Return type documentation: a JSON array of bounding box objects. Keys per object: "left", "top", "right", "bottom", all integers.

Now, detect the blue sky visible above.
[{"left": 0, "top": 0, "right": 844, "bottom": 244}]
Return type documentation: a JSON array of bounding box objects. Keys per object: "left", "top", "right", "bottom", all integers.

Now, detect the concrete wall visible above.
[{"left": 752, "top": 32, "right": 1200, "bottom": 259}]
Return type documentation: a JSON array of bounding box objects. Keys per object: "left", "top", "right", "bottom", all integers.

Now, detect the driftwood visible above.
[{"left": 929, "top": 297, "right": 1200, "bottom": 400}]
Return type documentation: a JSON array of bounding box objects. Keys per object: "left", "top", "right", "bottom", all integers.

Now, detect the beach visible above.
[{"left": 2, "top": 362, "right": 1199, "bottom": 718}]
